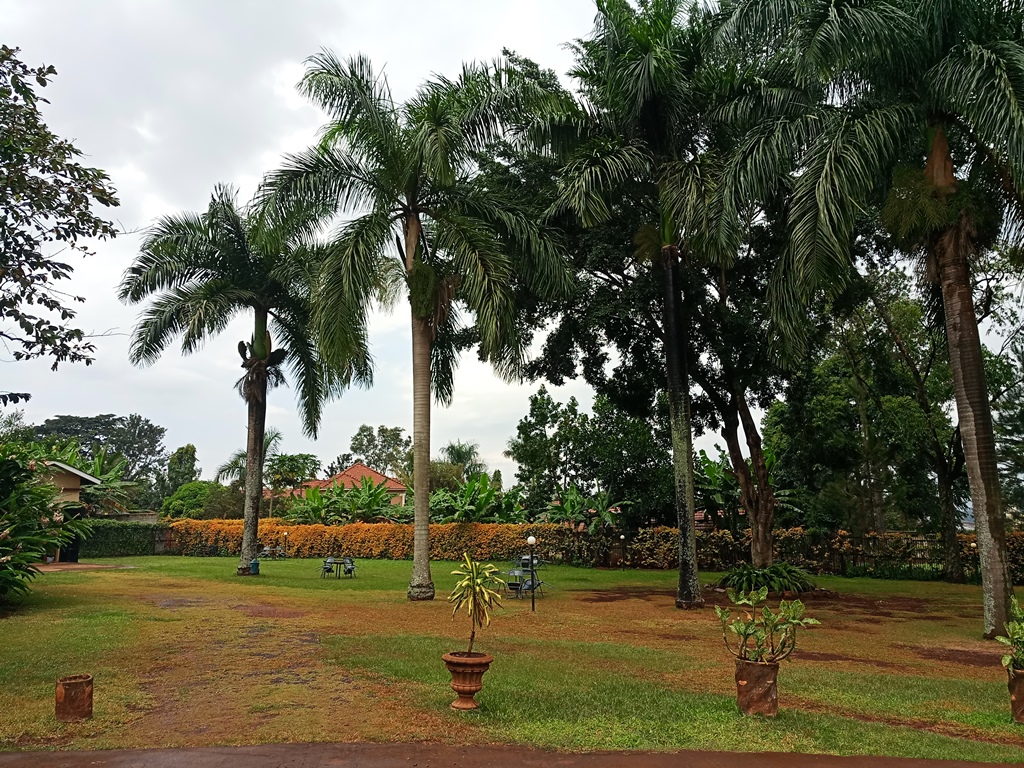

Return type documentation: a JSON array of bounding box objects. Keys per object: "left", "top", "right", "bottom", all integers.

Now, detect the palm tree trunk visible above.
[
  {"left": 660, "top": 245, "right": 702, "bottom": 609},
  {"left": 239, "top": 308, "right": 269, "bottom": 576},
  {"left": 927, "top": 126, "right": 1013, "bottom": 637},
  {"left": 406, "top": 215, "right": 435, "bottom": 601},
  {"left": 937, "top": 229, "right": 1013, "bottom": 636}
]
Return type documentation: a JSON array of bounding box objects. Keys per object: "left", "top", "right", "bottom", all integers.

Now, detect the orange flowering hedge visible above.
[
  {"left": 164, "top": 518, "right": 1022, "bottom": 580},
  {"left": 167, "top": 519, "right": 610, "bottom": 564}
]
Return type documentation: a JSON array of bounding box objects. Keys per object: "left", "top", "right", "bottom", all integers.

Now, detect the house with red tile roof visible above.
[{"left": 289, "top": 461, "right": 407, "bottom": 505}]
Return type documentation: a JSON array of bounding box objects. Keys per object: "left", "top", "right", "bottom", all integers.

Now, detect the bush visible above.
[
  {"left": 0, "top": 446, "right": 90, "bottom": 600},
  {"left": 79, "top": 519, "right": 168, "bottom": 557},
  {"left": 720, "top": 562, "right": 816, "bottom": 594},
  {"left": 166, "top": 519, "right": 615, "bottom": 565},
  {"left": 161, "top": 481, "right": 215, "bottom": 518}
]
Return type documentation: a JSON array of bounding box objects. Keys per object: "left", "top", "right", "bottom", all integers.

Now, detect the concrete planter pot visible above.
[
  {"left": 442, "top": 652, "right": 493, "bottom": 710},
  {"left": 55, "top": 674, "right": 93, "bottom": 722},
  {"left": 1009, "top": 668, "right": 1024, "bottom": 723},
  {"left": 735, "top": 659, "right": 779, "bottom": 717}
]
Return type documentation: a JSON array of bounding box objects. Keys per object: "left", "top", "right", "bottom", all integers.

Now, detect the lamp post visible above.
[
  {"left": 283, "top": 530, "right": 289, "bottom": 558},
  {"left": 619, "top": 534, "right": 626, "bottom": 570},
  {"left": 527, "top": 535, "right": 537, "bottom": 613}
]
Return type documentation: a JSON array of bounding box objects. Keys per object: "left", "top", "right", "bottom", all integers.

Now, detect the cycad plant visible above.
[
  {"left": 119, "top": 185, "right": 369, "bottom": 574},
  {"left": 259, "top": 52, "right": 569, "bottom": 599},
  {"left": 720, "top": 0, "right": 1024, "bottom": 636}
]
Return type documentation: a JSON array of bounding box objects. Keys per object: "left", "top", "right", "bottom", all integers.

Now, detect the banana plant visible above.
[{"left": 340, "top": 477, "right": 394, "bottom": 522}]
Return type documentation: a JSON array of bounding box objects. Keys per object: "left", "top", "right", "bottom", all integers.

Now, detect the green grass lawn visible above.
[{"left": 1, "top": 556, "right": 1021, "bottom": 762}]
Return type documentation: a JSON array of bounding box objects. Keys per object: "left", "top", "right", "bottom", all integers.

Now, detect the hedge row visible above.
[
  {"left": 79, "top": 519, "right": 171, "bottom": 558},
  {"left": 85, "top": 518, "right": 1023, "bottom": 583},
  {"left": 167, "top": 519, "right": 610, "bottom": 564}
]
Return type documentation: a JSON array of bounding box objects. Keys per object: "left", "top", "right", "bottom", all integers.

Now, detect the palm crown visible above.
[{"left": 118, "top": 184, "right": 368, "bottom": 436}]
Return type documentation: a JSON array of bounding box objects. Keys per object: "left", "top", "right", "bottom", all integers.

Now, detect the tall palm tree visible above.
[
  {"left": 259, "top": 52, "right": 570, "bottom": 600},
  {"left": 547, "top": 0, "right": 740, "bottom": 607},
  {"left": 720, "top": 0, "right": 1024, "bottom": 636},
  {"left": 119, "top": 185, "right": 368, "bottom": 575}
]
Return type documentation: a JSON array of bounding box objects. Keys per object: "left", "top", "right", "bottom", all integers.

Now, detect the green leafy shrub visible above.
[
  {"left": 0, "top": 447, "right": 91, "bottom": 600},
  {"left": 715, "top": 587, "right": 819, "bottom": 663},
  {"left": 79, "top": 519, "right": 167, "bottom": 557},
  {"left": 720, "top": 562, "right": 816, "bottom": 594},
  {"left": 997, "top": 596, "right": 1024, "bottom": 671},
  {"left": 161, "top": 480, "right": 215, "bottom": 518}
]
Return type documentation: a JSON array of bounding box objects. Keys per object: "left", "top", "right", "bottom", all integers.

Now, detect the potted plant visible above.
[
  {"left": 715, "top": 587, "right": 819, "bottom": 716},
  {"left": 443, "top": 553, "right": 505, "bottom": 710},
  {"left": 997, "top": 596, "right": 1024, "bottom": 723}
]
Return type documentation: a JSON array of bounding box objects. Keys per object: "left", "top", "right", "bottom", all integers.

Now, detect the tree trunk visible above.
[
  {"left": 937, "top": 229, "right": 1013, "bottom": 636},
  {"left": 737, "top": 394, "right": 776, "bottom": 568},
  {"left": 937, "top": 464, "right": 965, "bottom": 583},
  {"left": 238, "top": 308, "right": 269, "bottom": 576},
  {"left": 927, "top": 126, "right": 1013, "bottom": 637},
  {"left": 407, "top": 215, "right": 435, "bottom": 601},
  {"left": 660, "top": 245, "right": 702, "bottom": 609}
]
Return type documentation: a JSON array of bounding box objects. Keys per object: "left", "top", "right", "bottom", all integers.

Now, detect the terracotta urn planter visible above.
[
  {"left": 55, "top": 674, "right": 93, "bottom": 722},
  {"left": 735, "top": 659, "right": 778, "bottom": 717},
  {"left": 442, "top": 652, "right": 493, "bottom": 710},
  {"left": 1009, "top": 668, "right": 1024, "bottom": 723}
]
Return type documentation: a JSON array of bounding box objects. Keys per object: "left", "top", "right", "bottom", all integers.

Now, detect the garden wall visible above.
[{"left": 84, "top": 518, "right": 1020, "bottom": 583}]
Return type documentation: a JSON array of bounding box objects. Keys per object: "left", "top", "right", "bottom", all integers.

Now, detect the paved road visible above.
[{"left": 0, "top": 743, "right": 992, "bottom": 768}]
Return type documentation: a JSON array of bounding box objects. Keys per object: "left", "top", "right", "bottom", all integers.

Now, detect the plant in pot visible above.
[
  {"left": 443, "top": 553, "right": 505, "bottom": 710},
  {"left": 715, "top": 587, "right": 819, "bottom": 717},
  {"left": 997, "top": 596, "right": 1024, "bottom": 723}
]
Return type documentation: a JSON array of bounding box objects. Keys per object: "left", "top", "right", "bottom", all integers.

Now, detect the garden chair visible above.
[
  {"left": 258, "top": 546, "right": 273, "bottom": 560},
  {"left": 341, "top": 557, "right": 357, "bottom": 578},
  {"left": 506, "top": 568, "right": 525, "bottom": 598},
  {"left": 321, "top": 557, "right": 336, "bottom": 579}
]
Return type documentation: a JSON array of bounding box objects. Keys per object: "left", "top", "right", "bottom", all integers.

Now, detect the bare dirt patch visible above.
[
  {"left": 37, "top": 563, "right": 131, "bottom": 572},
  {"left": 579, "top": 587, "right": 677, "bottom": 603},
  {"left": 234, "top": 604, "right": 307, "bottom": 619},
  {"left": 796, "top": 651, "right": 905, "bottom": 670},
  {"left": 899, "top": 645, "right": 1003, "bottom": 669}
]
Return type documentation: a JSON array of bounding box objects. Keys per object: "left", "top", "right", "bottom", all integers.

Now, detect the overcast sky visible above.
[{"left": 5, "top": 0, "right": 727, "bottom": 482}]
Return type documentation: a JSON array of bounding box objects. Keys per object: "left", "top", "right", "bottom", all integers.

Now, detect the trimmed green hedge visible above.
[{"left": 79, "top": 519, "right": 169, "bottom": 557}]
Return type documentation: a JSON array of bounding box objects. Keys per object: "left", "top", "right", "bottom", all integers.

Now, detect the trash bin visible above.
[{"left": 249, "top": 558, "right": 260, "bottom": 575}]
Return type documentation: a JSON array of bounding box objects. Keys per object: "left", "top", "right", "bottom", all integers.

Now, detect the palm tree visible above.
[
  {"left": 119, "top": 185, "right": 368, "bottom": 575},
  {"left": 215, "top": 427, "right": 283, "bottom": 484},
  {"left": 259, "top": 52, "right": 570, "bottom": 600},
  {"left": 720, "top": 0, "right": 1024, "bottom": 637},
  {"left": 546, "top": 0, "right": 739, "bottom": 607},
  {"left": 441, "top": 440, "right": 487, "bottom": 478}
]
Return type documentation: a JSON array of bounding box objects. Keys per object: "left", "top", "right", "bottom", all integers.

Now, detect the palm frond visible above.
[
  {"left": 550, "top": 139, "right": 653, "bottom": 226},
  {"left": 772, "top": 101, "right": 921, "bottom": 348},
  {"left": 927, "top": 39, "right": 1024, "bottom": 193},
  {"left": 118, "top": 211, "right": 216, "bottom": 303}
]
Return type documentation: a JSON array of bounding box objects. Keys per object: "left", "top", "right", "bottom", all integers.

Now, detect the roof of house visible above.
[
  {"left": 301, "top": 461, "right": 406, "bottom": 493},
  {"left": 43, "top": 460, "right": 101, "bottom": 486}
]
